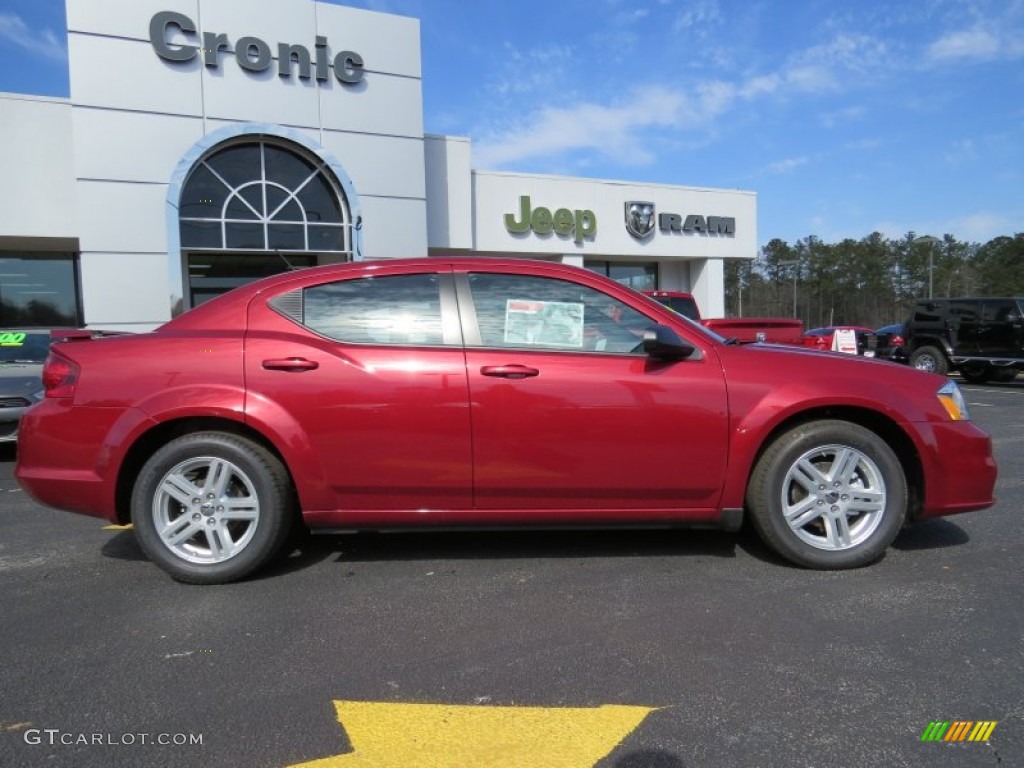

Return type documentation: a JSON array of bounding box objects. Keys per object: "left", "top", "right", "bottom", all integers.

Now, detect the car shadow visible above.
[
  {"left": 891, "top": 518, "right": 970, "bottom": 551},
  {"left": 250, "top": 526, "right": 744, "bottom": 581},
  {"left": 98, "top": 517, "right": 970, "bottom": 579},
  {"left": 100, "top": 530, "right": 149, "bottom": 561}
]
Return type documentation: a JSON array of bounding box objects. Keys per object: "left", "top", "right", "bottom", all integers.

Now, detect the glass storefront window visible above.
[
  {"left": 0, "top": 252, "right": 81, "bottom": 328},
  {"left": 585, "top": 261, "right": 658, "bottom": 291},
  {"left": 179, "top": 138, "right": 351, "bottom": 253},
  {"left": 187, "top": 253, "right": 315, "bottom": 307}
]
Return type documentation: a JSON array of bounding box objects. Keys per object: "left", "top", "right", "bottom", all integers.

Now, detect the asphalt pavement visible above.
[{"left": 1, "top": 380, "right": 1022, "bottom": 768}]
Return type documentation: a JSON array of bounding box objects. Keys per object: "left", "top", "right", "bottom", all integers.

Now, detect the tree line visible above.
[{"left": 725, "top": 232, "right": 1024, "bottom": 330}]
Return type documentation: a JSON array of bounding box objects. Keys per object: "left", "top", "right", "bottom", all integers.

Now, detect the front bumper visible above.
[{"left": 916, "top": 420, "right": 997, "bottom": 519}]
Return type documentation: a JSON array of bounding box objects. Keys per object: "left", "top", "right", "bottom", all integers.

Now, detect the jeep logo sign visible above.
[
  {"left": 504, "top": 195, "right": 597, "bottom": 245},
  {"left": 623, "top": 201, "right": 736, "bottom": 239},
  {"left": 149, "top": 11, "right": 365, "bottom": 85}
]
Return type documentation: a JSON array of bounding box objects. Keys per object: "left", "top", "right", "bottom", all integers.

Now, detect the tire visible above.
[
  {"left": 909, "top": 345, "right": 948, "bottom": 375},
  {"left": 959, "top": 363, "right": 991, "bottom": 384},
  {"left": 746, "top": 420, "right": 907, "bottom": 569},
  {"left": 131, "top": 432, "right": 295, "bottom": 584}
]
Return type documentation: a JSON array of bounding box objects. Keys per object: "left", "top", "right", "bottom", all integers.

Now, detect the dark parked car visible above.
[
  {"left": 0, "top": 330, "right": 51, "bottom": 443},
  {"left": 15, "top": 259, "right": 996, "bottom": 583},
  {"left": 873, "top": 324, "right": 908, "bottom": 364},
  {"left": 803, "top": 326, "right": 877, "bottom": 356},
  {"left": 903, "top": 297, "right": 1024, "bottom": 382}
]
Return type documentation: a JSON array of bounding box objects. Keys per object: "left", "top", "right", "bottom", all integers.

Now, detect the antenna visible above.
[{"left": 275, "top": 249, "right": 299, "bottom": 271}]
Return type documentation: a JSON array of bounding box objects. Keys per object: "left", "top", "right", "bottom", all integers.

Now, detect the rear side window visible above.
[
  {"left": 466, "top": 273, "right": 653, "bottom": 354},
  {"left": 302, "top": 273, "right": 444, "bottom": 345}
]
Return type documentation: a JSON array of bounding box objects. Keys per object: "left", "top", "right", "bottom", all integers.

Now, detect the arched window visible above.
[{"left": 178, "top": 138, "right": 353, "bottom": 255}]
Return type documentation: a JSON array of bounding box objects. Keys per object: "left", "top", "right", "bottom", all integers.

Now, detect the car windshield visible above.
[{"left": 0, "top": 331, "right": 51, "bottom": 363}]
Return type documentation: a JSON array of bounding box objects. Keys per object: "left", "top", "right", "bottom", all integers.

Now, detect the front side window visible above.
[
  {"left": 467, "top": 273, "right": 653, "bottom": 354},
  {"left": 301, "top": 273, "right": 444, "bottom": 346},
  {"left": 981, "top": 299, "right": 1020, "bottom": 323}
]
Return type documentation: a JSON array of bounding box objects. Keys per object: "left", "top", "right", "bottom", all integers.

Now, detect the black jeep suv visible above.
[{"left": 902, "top": 297, "right": 1023, "bottom": 383}]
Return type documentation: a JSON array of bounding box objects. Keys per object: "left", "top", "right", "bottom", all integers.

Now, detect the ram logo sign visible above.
[{"left": 623, "top": 203, "right": 736, "bottom": 239}]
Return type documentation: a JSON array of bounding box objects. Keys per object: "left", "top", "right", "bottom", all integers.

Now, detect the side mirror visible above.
[{"left": 642, "top": 324, "right": 695, "bottom": 360}]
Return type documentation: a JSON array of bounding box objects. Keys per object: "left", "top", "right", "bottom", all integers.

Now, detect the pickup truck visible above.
[{"left": 643, "top": 290, "right": 805, "bottom": 345}]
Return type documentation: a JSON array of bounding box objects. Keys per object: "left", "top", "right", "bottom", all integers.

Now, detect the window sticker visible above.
[
  {"left": 0, "top": 332, "right": 27, "bottom": 347},
  {"left": 504, "top": 300, "right": 584, "bottom": 348}
]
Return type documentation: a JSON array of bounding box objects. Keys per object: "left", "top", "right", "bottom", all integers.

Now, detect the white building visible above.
[{"left": 0, "top": 0, "right": 757, "bottom": 332}]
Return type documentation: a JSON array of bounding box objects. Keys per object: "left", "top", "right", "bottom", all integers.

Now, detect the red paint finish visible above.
[{"left": 15, "top": 257, "right": 996, "bottom": 537}]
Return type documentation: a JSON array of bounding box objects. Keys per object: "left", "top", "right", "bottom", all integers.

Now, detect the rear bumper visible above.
[
  {"left": 14, "top": 401, "right": 150, "bottom": 523},
  {"left": 916, "top": 420, "right": 997, "bottom": 519}
]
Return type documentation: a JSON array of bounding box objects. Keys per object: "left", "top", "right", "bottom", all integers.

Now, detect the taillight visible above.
[
  {"left": 892, "top": 334, "right": 905, "bottom": 346},
  {"left": 42, "top": 351, "right": 79, "bottom": 398}
]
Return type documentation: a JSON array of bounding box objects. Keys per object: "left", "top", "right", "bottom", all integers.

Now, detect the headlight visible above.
[{"left": 937, "top": 380, "right": 970, "bottom": 421}]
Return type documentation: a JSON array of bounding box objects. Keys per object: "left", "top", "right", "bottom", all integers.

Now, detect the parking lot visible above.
[{"left": 1, "top": 379, "right": 1022, "bottom": 768}]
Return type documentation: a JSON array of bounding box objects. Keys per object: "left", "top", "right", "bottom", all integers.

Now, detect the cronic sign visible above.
[{"left": 149, "top": 11, "right": 365, "bottom": 85}]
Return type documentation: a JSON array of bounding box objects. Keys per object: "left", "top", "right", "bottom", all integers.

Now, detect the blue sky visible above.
[{"left": 1, "top": 0, "right": 1022, "bottom": 247}]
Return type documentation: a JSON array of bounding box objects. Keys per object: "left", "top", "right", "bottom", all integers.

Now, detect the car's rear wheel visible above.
[
  {"left": 909, "top": 345, "right": 948, "bottom": 375},
  {"left": 959, "top": 363, "right": 991, "bottom": 384},
  {"left": 992, "top": 367, "right": 1019, "bottom": 383},
  {"left": 131, "top": 432, "right": 294, "bottom": 584},
  {"left": 746, "top": 420, "right": 907, "bottom": 569}
]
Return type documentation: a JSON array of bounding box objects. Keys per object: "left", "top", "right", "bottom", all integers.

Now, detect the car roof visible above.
[{"left": 160, "top": 257, "right": 678, "bottom": 332}]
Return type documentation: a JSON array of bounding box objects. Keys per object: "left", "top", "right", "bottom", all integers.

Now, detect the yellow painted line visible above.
[
  {"left": 102, "top": 524, "right": 134, "bottom": 531},
  {"left": 289, "top": 700, "right": 657, "bottom": 768}
]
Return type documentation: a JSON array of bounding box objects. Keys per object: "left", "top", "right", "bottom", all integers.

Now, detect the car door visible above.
[
  {"left": 457, "top": 267, "right": 729, "bottom": 518},
  {"left": 977, "top": 299, "right": 1022, "bottom": 359},
  {"left": 244, "top": 267, "right": 473, "bottom": 517},
  {"left": 946, "top": 299, "right": 980, "bottom": 354}
]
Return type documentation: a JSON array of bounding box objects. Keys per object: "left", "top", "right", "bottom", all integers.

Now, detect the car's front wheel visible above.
[
  {"left": 746, "top": 420, "right": 907, "bottom": 569},
  {"left": 131, "top": 432, "right": 295, "bottom": 584}
]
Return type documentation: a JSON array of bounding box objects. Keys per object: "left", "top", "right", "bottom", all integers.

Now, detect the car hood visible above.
[{"left": 0, "top": 364, "right": 44, "bottom": 395}]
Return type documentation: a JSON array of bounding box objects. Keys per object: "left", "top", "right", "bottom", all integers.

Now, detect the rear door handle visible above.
[
  {"left": 262, "top": 357, "right": 319, "bottom": 371},
  {"left": 480, "top": 364, "right": 539, "bottom": 379}
]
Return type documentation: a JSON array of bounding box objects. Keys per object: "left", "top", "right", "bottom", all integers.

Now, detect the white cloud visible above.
[
  {"left": 764, "top": 156, "right": 809, "bottom": 174},
  {"left": 472, "top": 30, "right": 899, "bottom": 171},
  {"left": 0, "top": 12, "right": 65, "bottom": 62},
  {"left": 491, "top": 43, "right": 573, "bottom": 97},
  {"left": 474, "top": 85, "right": 691, "bottom": 168},
  {"left": 946, "top": 211, "right": 1014, "bottom": 242},
  {"left": 821, "top": 106, "right": 867, "bottom": 129},
  {"left": 673, "top": 0, "right": 723, "bottom": 33},
  {"left": 843, "top": 138, "right": 882, "bottom": 151},
  {"left": 927, "top": 27, "right": 1001, "bottom": 61},
  {"left": 944, "top": 138, "right": 977, "bottom": 164}
]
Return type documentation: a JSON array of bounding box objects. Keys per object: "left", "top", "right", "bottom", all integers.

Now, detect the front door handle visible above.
[
  {"left": 480, "top": 364, "right": 540, "bottom": 379},
  {"left": 262, "top": 357, "right": 319, "bottom": 372}
]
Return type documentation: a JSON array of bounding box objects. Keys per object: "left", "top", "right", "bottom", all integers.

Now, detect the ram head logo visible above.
[{"left": 624, "top": 201, "right": 656, "bottom": 239}]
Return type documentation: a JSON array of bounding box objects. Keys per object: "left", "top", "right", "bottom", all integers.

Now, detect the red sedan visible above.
[{"left": 15, "top": 259, "right": 996, "bottom": 583}]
